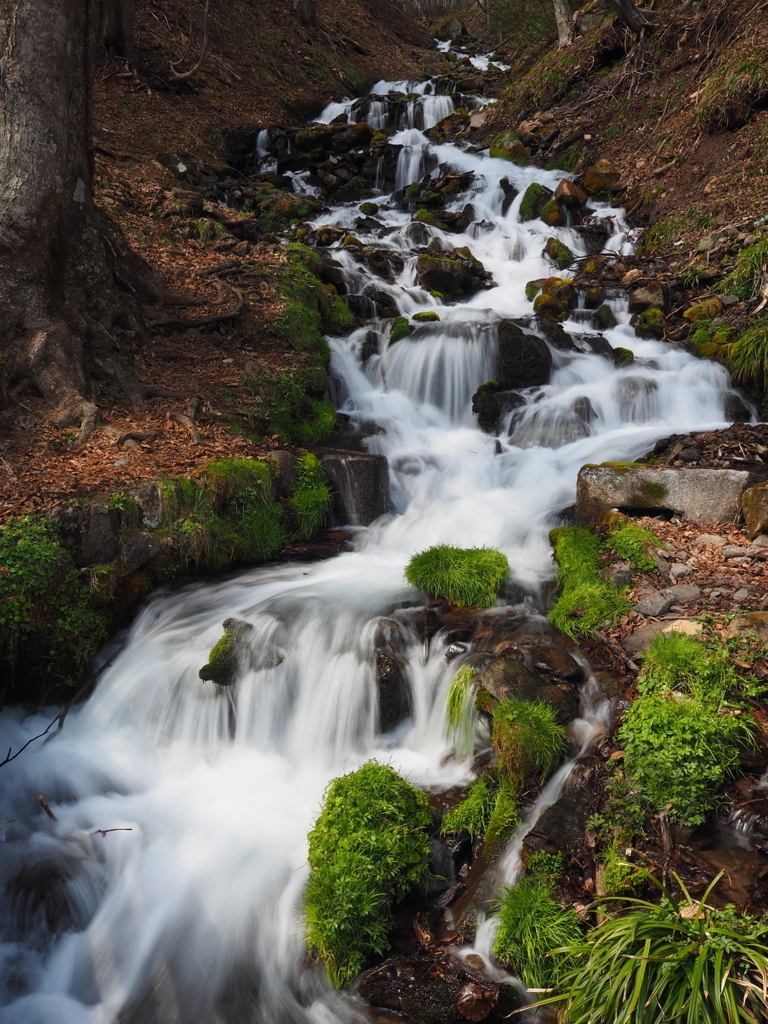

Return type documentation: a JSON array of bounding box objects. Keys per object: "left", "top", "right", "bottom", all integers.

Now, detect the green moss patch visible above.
[
  {"left": 199, "top": 618, "right": 253, "bottom": 686},
  {"left": 549, "top": 527, "right": 629, "bottom": 639},
  {"left": 390, "top": 315, "right": 414, "bottom": 342}
]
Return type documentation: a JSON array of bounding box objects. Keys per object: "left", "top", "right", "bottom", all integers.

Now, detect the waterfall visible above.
[{"left": 0, "top": 52, "right": 740, "bottom": 1024}]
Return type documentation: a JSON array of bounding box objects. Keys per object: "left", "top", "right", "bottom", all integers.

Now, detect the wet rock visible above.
[
  {"left": 320, "top": 450, "right": 391, "bottom": 526},
  {"left": 375, "top": 618, "right": 412, "bottom": 731},
  {"left": 633, "top": 590, "right": 674, "bottom": 618},
  {"left": 471, "top": 384, "right": 526, "bottom": 434},
  {"left": 555, "top": 178, "right": 588, "bottom": 207},
  {"left": 576, "top": 465, "right": 750, "bottom": 526},
  {"left": 519, "top": 182, "right": 554, "bottom": 222},
  {"left": 357, "top": 949, "right": 520, "bottom": 1024},
  {"left": 476, "top": 656, "right": 579, "bottom": 723},
  {"left": 415, "top": 248, "right": 491, "bottom": 298},
  {"left": 82, "top": 501, "right": 120, "bottom": 564},
  {"left": 594, "top": 303, "right": 618, "bottom": 330},
  {"left": 496, "top": 321, "right": 553, "bottom": 390},
  {"left": 544, "top": 236, "right": 573, "bottom": 269},
  {"left": 121, "top": 532, "right": 160, "bottom": 571},
  {"left": 522, "top": 773, "right": 591, "bottom": 860},
  {"left": 199, "top": 619, "right": 254, "bottom": 686}
]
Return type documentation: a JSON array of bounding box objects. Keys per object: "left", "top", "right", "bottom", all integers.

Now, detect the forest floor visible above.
[{"left": 3, "top": 0, "right": 768, "bottom": 528}]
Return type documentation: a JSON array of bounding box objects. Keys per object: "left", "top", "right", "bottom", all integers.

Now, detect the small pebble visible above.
[
  {"left": 694, "top": 534, "right": 726, "bottom": 547},
  {"left": 733, "top": 588, "right": 750, "bottom": 600}
]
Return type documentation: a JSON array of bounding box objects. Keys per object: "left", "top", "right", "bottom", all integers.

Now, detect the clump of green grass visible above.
[
  {"left": 441, "top": 776, "right": 493, "bottom": 840},
  {"left": 728, "top": 317, "right": 768, "bottom": 392},
  {"left": 607, "top": 522, "right": 661, "bottom": 572},
  {"left": 404, "top": 545, "right": 509, "bottom": 607},
  {"left": 547, "top": 871, "right": 768, "bottom": 1024},
  {"left": 304, "top": 761, "right": 432, "bottom": 987},
  {"left": 549, "top": 527, "right": 629, "bottom": 639},
  {"left": 493, "top": 856, "right": 580, "bottom": 988},
  {"left": 698, "top": 52, "right": 768, "bottom": 130},
  {"left": 718, "top": 236, "right": 768, "bottom": 301},
  {"left": 288, "top": 453, "right": 332, "bottom": 539},
  {"left": 637, "top": 630, "right": 741, "bottom": 706},
  {"left": 492, "top": 698, "right": 567, "bottom": 790}
]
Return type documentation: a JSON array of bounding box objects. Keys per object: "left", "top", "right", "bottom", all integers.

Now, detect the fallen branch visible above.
[
  {"left": 170, "top": 0, "right": 211, "bottom": 81},
  {"left": 38, "top": 794, "right": 57, "bottom": 820},
  {"left": 170, "top": 410, "right": 202, "bottom": 443},
  {"left": 93, "top": 827, "right": 133, "bottom": 838},
  {"left": 113, "top": 430, "right": 159, "bottom": 447}
]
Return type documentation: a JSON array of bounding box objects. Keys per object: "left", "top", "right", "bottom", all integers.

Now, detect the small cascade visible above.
[{"left": 0, "top": 44, "right": 749, "bottom": 1024}]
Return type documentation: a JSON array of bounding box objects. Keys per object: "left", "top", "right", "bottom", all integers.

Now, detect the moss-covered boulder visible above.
[
  {"left": 540, "top": 199, "right": 565, "bottom": 228},
  {"left": 199, "top": 618, "right": 253, "bottom": 686},
  {"left": 519, "top": 182, "right": 554, "bottom": 222},
  {"left": 415, "top": 247, "right": 491, "bottom": 298},
  {"left": 472, "top": 381, "right": 526, "bottom": 433},
  {"left": 390, "top": 316, "right": 413, "bottom": 343},
  {"left": 533, "top": 277, "right": 576, "bottom": 321},
  {"left": 544, "top": 237, "right": 574, "bottom": 269},
  {"left": 631, "top": 306, "right": 665, "bottom": 339},
  {"left": 595, "top": 303, "right": 618, "bottom": 330},
  {"left": 412, "top": 311, "right": 440, "bottom": 322},
  {"left": 583, "top": 287, "right": 603, "bottom": 309},
  {"left": 490, "top": 132, "right": 531, "bottom": 165},
  {"left": 683, "top": 297, "right": 724, "bottom": 322},
  {"left": 584, "top": 159, "right": 623, "bottom": 195}
]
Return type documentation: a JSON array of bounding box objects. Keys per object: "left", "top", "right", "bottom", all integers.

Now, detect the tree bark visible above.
[
  {"left": 0, "top": 0, "right": 162, "bottom": 433},
  {"left": 294, "top": 0, "right": 316, "bottom": 26},
  {"left": 552, "top": 0, "right": 573, "bottom": 47},
  {"left": 606, "top": 0, "right": 652, "bottom": 35}
]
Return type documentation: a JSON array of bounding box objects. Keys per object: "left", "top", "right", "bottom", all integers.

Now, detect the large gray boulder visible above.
[{"left": 576, "top": 464, "right": 750, "bottom": 526}]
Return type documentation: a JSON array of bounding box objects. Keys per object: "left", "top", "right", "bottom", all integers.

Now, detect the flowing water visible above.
[{"left": 0, "top": 59, "right": 743, "bottom": 1024}]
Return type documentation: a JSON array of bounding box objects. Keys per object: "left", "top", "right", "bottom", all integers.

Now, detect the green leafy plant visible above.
[
  {"left": 493, "top": 867, "right": 580, "bottom": 988},
  {"left": 404, "top": 545, "right": 509, "bottom": 607},
  {"left": 607, "top": 522, "right": 661, "bottom": 571},
  {"left": 548, "top": 872, "right": 768, "bottom": 1023},
  {"left": 441, "top": 776, "right": 493, "bottom": 840},
  {"left": 549, "top": 527, "right": 629, "bottom": 639},
  {"left": 637, "top": 630, "right": 742, "bottom": 706},
  {"left": 304, "top": 761, "right": 432, "bottom": 987},
  {"left": 288, "top": 453, "right": 332, "bottom": 539}
]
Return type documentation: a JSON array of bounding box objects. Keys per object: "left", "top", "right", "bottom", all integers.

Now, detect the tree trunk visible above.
[
  {"left": 607, "top": 0, "right": 652, "bottom": 35},
  {"left": 552, "top": 0, "right": 573, "bottom": 47},
  {"left": 294, "top": 0, "right": 316, "bottom": 26},
  {"left": 0, "top": 0, "right": 161, "bottom": 434}
]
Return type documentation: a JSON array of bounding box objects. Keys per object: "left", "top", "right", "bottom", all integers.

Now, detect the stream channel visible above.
[{"left": 0, "top": 49, "right": 746, "bottom": 1024}]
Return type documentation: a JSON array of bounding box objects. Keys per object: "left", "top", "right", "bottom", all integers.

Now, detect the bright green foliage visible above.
[
  {"left": 601, "top": 838, "right": 642, "bottom": 897},
  {"left": 607, "top": 522, "right": 661, "bottom": 571},
  {"left": 484, "top": 776, "right": 520, "bottom": 848},
  {"left": 0, "top": 518, "right": 107, "bottom": 684},
  {"left": 729, "top": 317, "right": 768, "bottom": 392},
  {"left": 718, "top": 237, "right": 768, "bottom": 300},
  {"left": 618, "top": 694, "right": 752, "bottom": 825},
  {"left": 549, "top": 527, "right": 629, "bottom": 639},
  {"left": 404, "top": 545, "right": 509, "bottom": 607},
  {"left": 199, "top": 622, "right": 251, "bottom": 686},
  {"left": 289, "top": 453, "right": 332, "bottom": 540},
  {"left": 447, "top": 665, "right": 478, "bottom": 757},
  {"left": 261, "top": 372, "right": 337, "bottom": 444},
  {"left": 550, "top": 872, "right": 768, "bottom": 1024},
  {"left": 638, "top": 630, "right": 742, "bottom": 706},
  {"left": 304, "top": 761, "right": 432, "bottom": 987},
  {"left": 519, "top": 182, "right": 549, "bottom": 222},
  {"left": 441, "top": 777, "right": 493, "bottom": 839},
  {"left": 412, "top": 311, "right": 440, "bottom": 322},
  {"left": 492, "top": 698, "right": 567, "bottom": 790},
  {"left": 493, "top": 871, "right": 580, "bottom": 988},
  {"left": 390, "top": 316, "right": 414, "bottom": 343}
]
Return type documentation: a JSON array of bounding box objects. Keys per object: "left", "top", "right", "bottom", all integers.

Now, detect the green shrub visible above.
[
  {"left": 491, "top": 698, "right": 567, "bottom": 791},
  {"left": 548, "top": 872, "right": 768, "bottom": 1024},
  {"left": 637, "top": 630, "right": 741, "bottom": 706},
  {"left": 0, "top": 517, "right": 107, "bottom": 684},
  {"left": 289, "top": 453, "right": 332, "bottom": 539},
  {"left": 304, "top": 761, "right": 432, "bottom": 987},
  {"left": 262, "top": 372, "right": 336, "bottom": 443},
  {"left": 493, "top": 872, "right": 580, "bottom": 988},
  {"left": 549, "top": 527, "right": 629, "bottom": 639},
  {"left": 618, "top": 693, "right": 752, "bottom": 825},
  {"left": 404, "top": 545, "right": 509, "bottom": 607},
  {"left": 607, "top": 522, "right": 661, "bottom": 571}
]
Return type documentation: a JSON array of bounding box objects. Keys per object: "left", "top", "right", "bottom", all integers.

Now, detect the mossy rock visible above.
[
  {"left": 526, "top": 280, "right": 544, "bottom": 302},
  {"left": 199, "top": 618, "right": 253, "bottom": 686},
  {"left": 390, "top": 316, "right": 414, "bottom": 343},
  {"left": 584, "top": 287, "right": 603, "bottom": 309},
  {"left": 683, "top": 297, "right": 724, "bottom": 322},
  {"left": 544, "top": 236, "right": 573, "bottom": 269},
  {"left": 595, "top": 303, "right": 618, "bottom": 330},
  {"left": 631, "top": 306, "right": 664, "bottom": 339},
  {"left": 519, "top": 182, "right": 553, "bottom": 222},
  {"left": 413, "top": 311, "right": 440, "bottom": 322},
  {"left": 414, "top": 208, "right": 437, "bottom": 226},
  {"left": 540, "top": 200, "right": 565, "bottom": 228},
  {"left": 613, "top": 347, "right": 635, "bottom": 367},
  {"left": 342, "top": 235, "right": 363, "bottom": 248},
  {"left": 359, "top": 201, "right": 380, "bottom": 216},
  {"left": 583, "top": 159, "right": 623, "bottom": 195},
  {"left": 371, "top": 131, "right": 388, "bottom": 145},
  {"left": 489, "top": 132, "right": 531, "bottom": 166}
]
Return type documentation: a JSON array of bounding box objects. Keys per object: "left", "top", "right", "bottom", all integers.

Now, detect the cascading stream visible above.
[{"left": 0, "top": 56, "right": 744, "bottom": 1024}]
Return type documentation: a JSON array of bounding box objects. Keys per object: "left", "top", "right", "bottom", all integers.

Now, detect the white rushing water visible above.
[{"left": 0, "top": 61, "right": 742, "bottom": 1024}]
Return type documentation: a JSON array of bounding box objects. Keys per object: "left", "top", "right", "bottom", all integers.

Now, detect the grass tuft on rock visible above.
[
  {"left": 491, "top": 698, "right": 567, "bottom": 791},
  {"left": 728, "top": 316, "right": 768, "bottom": 393},
  {"left": 549, "top": 527, "right": 629, "bottom": 639},
  {"left": 288, "top": 453, "right": 332, "bottom": 539},
  {"left": 304, "top": 761, "right": 432, "bottom": 988},
  {"left": 405, "top": 545, "right": 509, "bottom": 607}
]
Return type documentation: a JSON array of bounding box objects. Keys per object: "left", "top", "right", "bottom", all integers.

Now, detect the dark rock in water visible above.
[
  {"left": 199, "top": 619, "right": 254, "bottom": 687},
  {"left": 357, "top": 948, "right": 520, "bottom": 1024},
  {"left": 535, "top": 318, "right": 576, "bottom": 351},
  {"left": 573, "top": 396, "right": 597, "bottom": 423},
  {"left": 475, "top": 655, "right": 579, "bottom": 723},
  {"left": 415, "top": 246, "right": 492, "bottom": 298},
  {"left": 320, "top": 449, "right": 391, "bottom": 526},
  {"left": 374, "top": 618, "right": 412, "bottom": 731},
  {"left": 585, "top": 332, "right": 617, "bottom": 361},
  {"left": 723, "top": 391, "right": 753, "bottom": 423},
  {"left": 521, "top": 771, "right": 593, "bottom": 861},
  {"left": 471, "top": 383, "right": 525, "bottom": 434},
  {"left": 496, "top": 321, "right": 552, "bottom": 390}
]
